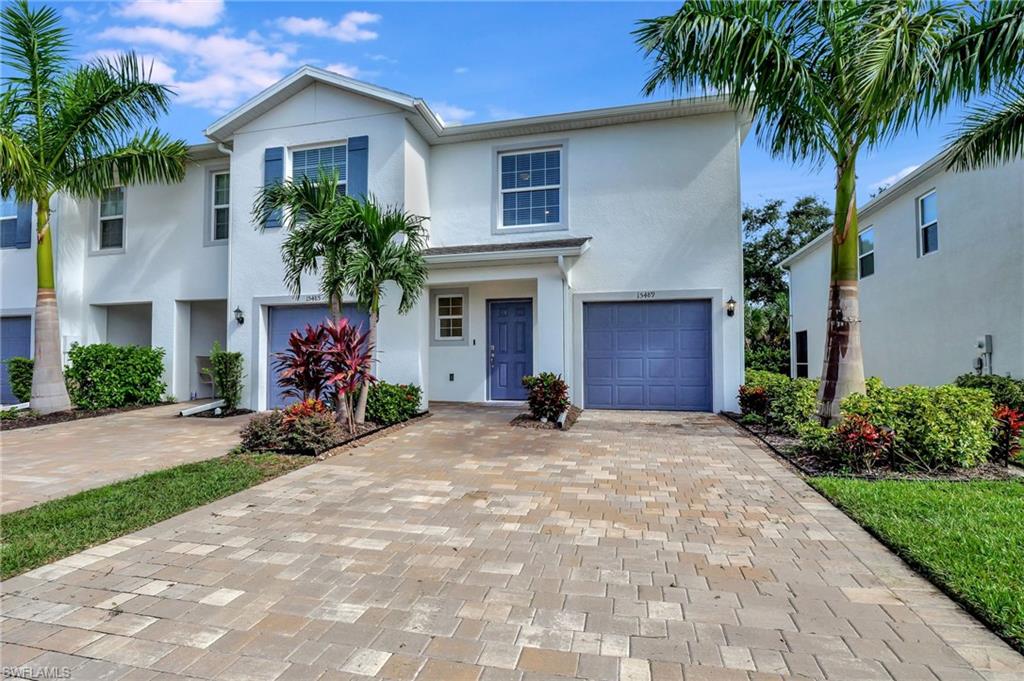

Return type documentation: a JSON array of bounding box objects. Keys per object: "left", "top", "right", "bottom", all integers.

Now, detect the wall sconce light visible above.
[
  {"left": 234, "top": 307, "right": 245, "bottom": 325},
  {"left": 725, "top": 297, "right": 737, "bottom": 317}
]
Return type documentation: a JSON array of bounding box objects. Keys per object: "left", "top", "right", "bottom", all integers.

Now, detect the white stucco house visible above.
[
  {"left": 782, "top": 154, "right": 1024, "bottom": 385},
  {"left": 1, "top": 66, "right": 749, "bottom": 411}
]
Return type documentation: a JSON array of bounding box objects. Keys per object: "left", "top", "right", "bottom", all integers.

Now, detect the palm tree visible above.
[
  {"left": 635, "top": 1, "right": 966, "bottom": 422},
  {"left": 944, "top": 0, "right": 1024, "bottom": 170},
  {"left": 1, "top": 1, "right": 188, "bottom": 414},
  {"left": 253, "top": 173, "right": 428, "bottom": 423},
  {"left": 342, "top": 198, "right": 428, "bottom": 424}
]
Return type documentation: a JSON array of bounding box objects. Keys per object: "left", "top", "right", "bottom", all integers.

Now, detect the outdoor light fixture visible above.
[
  {"left": 725, "top": 297, "right": 737, "bottom": 317},
  {"left": 234, "top": 307, "right": 245, "bottom": 325}
]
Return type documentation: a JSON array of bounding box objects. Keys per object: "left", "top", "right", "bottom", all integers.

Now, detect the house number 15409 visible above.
[{"left": 636, "top": 291, "right": 656, "bottom": 299}]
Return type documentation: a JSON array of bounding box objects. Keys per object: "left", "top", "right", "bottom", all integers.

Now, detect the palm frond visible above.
[
  {"left": 945, "top": 85, "right": 1024, "bottom": 170},
  {"left": 62, "top": 129, "right": 188, "bottom": 197}
]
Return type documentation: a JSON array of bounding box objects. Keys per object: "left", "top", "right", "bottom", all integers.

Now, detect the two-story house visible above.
[
  {"left": 782, "top": 153, "right": 1024, "bottom": 385},
  {"left": 1, "top": 66, "right": 748, "bottom": 411}
]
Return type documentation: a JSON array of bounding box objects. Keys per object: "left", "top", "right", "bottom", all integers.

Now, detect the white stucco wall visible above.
[{"left": 787, "top": 158, "right": 1024, "bottom": 385}]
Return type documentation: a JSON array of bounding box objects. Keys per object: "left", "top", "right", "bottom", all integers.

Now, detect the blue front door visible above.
[
  {"left": 488, "top": 300, "right": 532, "bottom": 401},
  {"left": 267, "top": 304, "right": 369, "bottom": 409}
]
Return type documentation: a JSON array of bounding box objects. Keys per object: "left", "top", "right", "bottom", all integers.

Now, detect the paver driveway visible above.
[
  {"left": 0, "top": 403, "right": 251, "bottom": 513},
  {"left": 2, "top": 405, "right": 1021, "bottom": 680}
]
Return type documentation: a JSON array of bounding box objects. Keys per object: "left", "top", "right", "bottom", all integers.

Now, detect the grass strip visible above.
[
  {"left": 1, "top": 452, "right": 309, "bottom": 579},
  {"left": 809, "top": 477, "right": 1024, "bottom": 652}
]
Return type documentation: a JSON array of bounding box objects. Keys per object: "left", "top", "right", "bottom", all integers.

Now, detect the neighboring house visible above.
[
  {"left": 0, "top": 66, "right": 749, "bottom": 411},
  {"left": 782, "top": 154, "right": 1024, "bottom": 385}
]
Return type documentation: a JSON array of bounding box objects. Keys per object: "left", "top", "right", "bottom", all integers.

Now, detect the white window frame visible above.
[
  {"left": 858, "top": 226, "right": 875, "bottom": 278},
  {"left": 495, "top": 143, "right": 566, "bottom": 233},
  {"left": 96, "top": 186, "right": 125, "bottom": 252},
  {"left": 290, "top": 142, "right": 348, "bottom": 196},
  {"left": 210, "top": 171, "right": 230, "bottom": 242},
  {"left": 435, "top": 294, "right": 465, "bottom": 341},
  {"left": 917, "top": 190, "right": 938, "bottom": 256}
]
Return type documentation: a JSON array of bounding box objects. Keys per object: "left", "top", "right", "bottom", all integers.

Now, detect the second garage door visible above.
[{"left": 583, "top": 300, "right": 712, "bottom": 411}]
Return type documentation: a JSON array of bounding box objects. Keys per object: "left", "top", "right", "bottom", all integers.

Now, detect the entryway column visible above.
[{"left": 535, "top": 271, "right": 565, "bottom": 377}]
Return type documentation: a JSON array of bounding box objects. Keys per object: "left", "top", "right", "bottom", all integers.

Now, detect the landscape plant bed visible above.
[
  {"left": 809, "top": 477, "right": 1024, "bottom": 654},
  {"left": 318, "top": 411, "right": 430, "bottom": 459},
  {"left": 723, "top": 412, "right": 1021, "bottom": 481},
  {"left": 511, "top": 405, "right": 582, "bottom": 431},
  {"left": 0, "top": 402, "right": 170, "bottom": 432},
  {"left": 0, "top": 452, "right": 310, "bottom": 579}
]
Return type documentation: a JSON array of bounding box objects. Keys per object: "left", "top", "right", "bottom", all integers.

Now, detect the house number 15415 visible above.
[{"left": 636, "top": 291, "right": 656, "bottom": 299}]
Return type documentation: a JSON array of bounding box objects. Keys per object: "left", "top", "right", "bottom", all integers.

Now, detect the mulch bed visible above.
[
  {"left": 723, "top": 411, "right": 1023, "bottom": 482},
  {"left": 0, "top": 402, "right": 168, "bottom": 432},
  {"left": 190, "top": 408, "right": 254, "bottom": 419},
  {"left": 510, "top": 405, "right": 582, "bottom": 431}
]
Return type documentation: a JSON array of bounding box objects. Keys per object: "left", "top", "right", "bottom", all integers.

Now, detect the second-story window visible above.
[
  {"left": 211, "top": 172, "right": 230, "bottom": 241},
  {"left": 293, "top": 144, "right": 347, "bottom": 195},
  {"left": 499, "top": 148, "right": 561, "bottom": 228},
  {"left": 918, "top": 190, "right": 938, "bottom": 255},
  {"left": 1, "top": 192, "right": 17, "bottom": 249},
  {"left": 858, "top": 227, "right": 875, "bottom": 278},
  {"left": 98, "top": 187, "right": 125, "bottom": 250}
]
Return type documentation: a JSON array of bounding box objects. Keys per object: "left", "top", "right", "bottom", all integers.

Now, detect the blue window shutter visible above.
[
  {"left": 347, "top": 136, "right": 368, "bottom": 201},
  {"left": 15, "top": 201, "right": 32, "bottom": 248},
  {"left": 264, "top": 147, "right": 284, "bottom": 228}
]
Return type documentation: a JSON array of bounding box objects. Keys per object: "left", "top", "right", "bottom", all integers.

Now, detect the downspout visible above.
[{"left": 557, "top": 255, "right": 571, "bottom": 393}]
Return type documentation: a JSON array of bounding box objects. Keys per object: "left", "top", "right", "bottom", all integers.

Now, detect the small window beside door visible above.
[
  {"left": 858, "top": 227, "right": 875, "bottom": 278},
  {"left": 98, "top": 187, "right": 125, "bottom": 251},
  {"left": 211, "top": 171, "right": 229, "bottom": 241},
  {"left": 436, "top": 295, "right": 464, "bottom": 340},
  {"left": 918, "top": 190, "right": 938, "bottom": 256},
  {"left": 795, "top": 330, "right": 809, "bottom": 378}
]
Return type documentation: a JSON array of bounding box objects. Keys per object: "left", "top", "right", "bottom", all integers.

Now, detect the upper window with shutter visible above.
[
  {"left": 498, "top": 147, "right": 562, "bottom": 229},
  {"left": 292, "top": 144, "right": 347, "bottom": 195},
  {"left": 1, "top": 192, "right": 17, "bottom": 249}
]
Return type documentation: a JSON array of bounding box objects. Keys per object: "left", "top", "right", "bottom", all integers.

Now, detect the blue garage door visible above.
[
  {"left": 1, "top": 316, "right": 32, "bottom": 405},
  {"left": 267, "top": 304, "right": 369, "bottom": 409},
  {"left": 584, "top": 300, "right": 712, "bottom": 411}
]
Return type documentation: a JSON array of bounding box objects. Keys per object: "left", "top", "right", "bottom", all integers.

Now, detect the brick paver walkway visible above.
[
  {"left": 2, "top": 405, "right": 1021, "bottom": 680},
  {"left": 0, "top": 403, "right": 251, "bottom": 513}
]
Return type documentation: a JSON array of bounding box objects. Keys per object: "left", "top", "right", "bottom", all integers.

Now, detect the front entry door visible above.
[{"left": 488, "top": 300, "right": 533, "bottom": 401}]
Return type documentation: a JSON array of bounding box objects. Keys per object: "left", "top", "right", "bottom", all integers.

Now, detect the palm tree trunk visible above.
[
  {"left": 354, "top": 310, "right": 377, "bottom": 424},
  {"left": 817, "top": 158, "right": 866, "bottom": 424},
  {"left": 30, "top": 203, "right": 72, "bottom": 414}
]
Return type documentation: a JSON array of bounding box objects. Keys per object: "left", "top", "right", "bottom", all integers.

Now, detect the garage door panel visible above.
[
  {"left": 583, "top": 300, "right": 711, "bottom": 411},
  {"left": 1, "top": 316, "right": 31, "bottom": 405}
]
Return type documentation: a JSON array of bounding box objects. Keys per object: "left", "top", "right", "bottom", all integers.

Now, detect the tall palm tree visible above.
[
  {"left": 342, "top": 198, "right": 428, "bottom": 424},
  {"left": 1, "top": 1, "right": 188, "bottom": 413},
  {"left": 254, "top": 174, "right": 428, "bottom": 423},
  {"left": 944, "top": 0, "right": 1024, "bottom": 170},
  {"left": 635, "top": 1, "right": 966, "bottom": 422}
]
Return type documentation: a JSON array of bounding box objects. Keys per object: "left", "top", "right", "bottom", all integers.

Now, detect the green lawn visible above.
[
  {"left": 810, "top": 477, "right": 1024, "bottom": 652},
  {"left": 1, "top": 452, "right": 309, "bottom": 579}
]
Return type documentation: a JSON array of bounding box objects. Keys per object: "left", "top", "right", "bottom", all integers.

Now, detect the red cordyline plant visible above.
[
  {"left": 273, "top": 323, "right": 327, "bottom": 402},
  {"left": 832, "top": 414, "right": 894, "bottom": 473},
  {"left": 993, "top": 405, "right": 1023, "bottom": 466},
  {"left": 322, "top": 318, "right": 375, "bottom": 433},
  {"left": 738, "top": 384, "right": 770, "bottom": 418},
  {"left": 282, "top": 397, "right": 330, "bottom": 427}
]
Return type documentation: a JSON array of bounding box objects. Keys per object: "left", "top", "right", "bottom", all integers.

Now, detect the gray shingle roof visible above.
[{"left": 423, "top": 237, "right": 591, "bottom": 257}]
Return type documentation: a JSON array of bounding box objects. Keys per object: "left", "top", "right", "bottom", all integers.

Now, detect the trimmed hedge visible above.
[
  {"left": 366, "top": 382, "right": 422, "bottom": 426},
  {"left": 955, "top": 373, "right": 1024, "bottom": 411},
  {"left": 841, "top": 378, "right": 996, "bottom": 470},
  {"left": 5, "top": 357, "right": 33, "bottom": 403},
  {"left": 742, "top": 369, "right": 819, "bottom": 435},
  {"left": 65, "top": 343, "right": 166, "bottom": 410}
]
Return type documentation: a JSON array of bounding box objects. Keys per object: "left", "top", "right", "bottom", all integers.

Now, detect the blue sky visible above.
[{"left": 50, "top": 0, "right": 968, "bottom": 211}]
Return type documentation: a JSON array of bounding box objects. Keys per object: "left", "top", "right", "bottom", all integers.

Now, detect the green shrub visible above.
[
  {"left": 955, "top": 374, "right": 1024, "bottom": 411},
  {"left": 796, "top": 420, "right": 833, "bottom": 455},
  {"left": 365, "top": 382, "right": 422, "bottom": 426},
  {"left": 205, "top": 341, "right": 244, "bottom": 410},
  {"left": 742, "top": 370, "right": 819, "bottom": 435},
  {"left": 4, "top": 357, "right": 33, "bottom": 403},
  {"left": 522, "top": 372, "right": 570, "bottom": 421},
  {"left": 745, "top": 345, "right": 789, "bottom": 375},
  {"left": 239, "top": 408, "right": 344, "bottom": 455},
  {"left": 65, "top": 343, "right": 166, "bottom": 410},
  {"left": 842, "top": 382, "right": 995, "bottom": 470}
]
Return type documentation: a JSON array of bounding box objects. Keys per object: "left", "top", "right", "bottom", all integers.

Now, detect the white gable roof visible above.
[{"left": 204, "top": 65, "right": 744, "bottom": 146}]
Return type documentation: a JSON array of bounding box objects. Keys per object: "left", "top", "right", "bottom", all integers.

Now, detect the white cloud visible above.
[
  {"left": 96, "top": 25, "right": 293, "bottom": 113},
  {"left": 486, "top": 105, "right": 525, "bottom": 121},
  {"left": 279, "top": 11, "right": 380, "bottom": 42},
  {"left": 325, "top": 62, "right": 360, "bottom": 78},
  {"left": 118, "top": 0, "right": 225, "bottom": 28},
  {"left": 431, "top": 102, "right": 475, "bottom": 124},
  {"left": 871, "top": 164, "right": 921, "bottom": 189},
  {"left": 63, "top": 6, "right": 102, "bottom": 24},
  {"left": 453, "top": 66, "right": 469, "bottom": 75}
]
